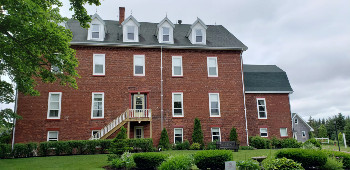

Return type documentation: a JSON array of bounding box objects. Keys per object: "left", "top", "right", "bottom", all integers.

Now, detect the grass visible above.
[
  {"left": 322, "top": 144, "right": 350, "bottom": 152},
  {"left": 0, "top": 149, "right": 277, "bottom": 169}
]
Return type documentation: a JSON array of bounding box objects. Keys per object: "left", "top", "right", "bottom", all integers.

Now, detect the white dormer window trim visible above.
[
  {"left": 91, "top": 24, "right": 100, "bottom": 39},
  {"left": 87, "top": 13, "right": 106, "bottom": 41},
  {"left": 187, "top": 18, "right": 207, "bottom": 45},
  {"left": 122, "top": 15, "right": 140, "bottom": 43},
  {"left": 157, "top": 17, "right": 175, "bottom": 44},
  {"left": 162, "top": 27, "right": 170, "bottom": 42},
  {"left": 195, "top": 29, "right": 203, "bottom": 43},
  {"left": 127, "top": 26, "right": 135, "bottom": 40}
]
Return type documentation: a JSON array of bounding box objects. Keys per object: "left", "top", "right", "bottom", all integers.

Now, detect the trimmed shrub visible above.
[
  {"left": 12, "top": 142, "right": 37, "bottom": 158},
  {"left": 192, "top": 118, "right": 204, "bottom": 148},
  {"left": 323, "top": 150, "right": 350, "bottom": 169},
  {"left": 262, "top": 157, "right": 304, "bottom": 170},
  {"left": 174, "top": 140, "right": 190, "bottom": 150},
  {"left": 115, "top": 126, "right": 127, "bottom": 139},
  {"left": 128, "top": 138, "right": 154, "bottom": 152},
  {"left": 0, "top": 144, "right": 12, "bottom": 158},
  {"left": 39, "top": 142, "right": 50, "bottom": 156},
  {"left": 229, "top": 127, "right": 238, "bottom": 143},
  {"left": 158, "top": 155, "right": 193, "bottom": 170},
  {"left": 271, "top": 136, "right": 282, "bottom": 149},
  {"left": 194, "top": 150, "right": 233, "bottom": 170},
  {"left": 86, "top": 140, "right": 98, "bottom": 154},
  {"left": 249, "top": 136, "right": 271, "bottom": 149},
  {"left": 158, "top": 128, "right": 170, "bottom": 150},
  {"left": 111, "top": 152, "right": 136, "bottom": 169},
  {"left": 239, "top": 146, "right": 255, "bottom": 150},
  {"left": 303, "top": 138, "right": 321, "bottom": 148},
  {"left": 320, "top": 156, "right": 343, "bottom": 170},
  {"left": 109, "top": 139, "right": 132, "bottom": 156},
  {"left": 190, "top": 143, "right": 201, "bottom": 150},
  {"left": 99, "top": 139, "right": 112, "bottom": 153},
  {"left": 133, "top": 152, "right": 167, "bottom": 169},
  {"left": 280, "top": 138, "right": 302, "bottom": 148},
  {"left": 237, "top": 159, "right": 260, "bottom": 170},
  {"left": 276, "top": 148, "right": 327, "bottom": 168},
  {"left": 206, "top": 141, "right": 217, "bottom": 150}
]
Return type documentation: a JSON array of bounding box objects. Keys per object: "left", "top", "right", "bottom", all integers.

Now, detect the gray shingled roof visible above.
[
  {"left": 243, "top": 64, "right": 293, "bottom": 93},
  {"left": 67, "top": 19, "right": 247, "bottom": 50}
]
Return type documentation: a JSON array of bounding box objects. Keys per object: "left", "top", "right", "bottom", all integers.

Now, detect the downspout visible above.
[
  {"left": 160, "top": 46, "right": 164, "bottom": 130},
  {"left": 11, "top": 88, "right": 18, "bottom": 151},
  {"left": 240, "top": 50, "right": 249, "bottom": 146},
  {"left": 289, "top": 94, "right": 293, "bottom": 137}
]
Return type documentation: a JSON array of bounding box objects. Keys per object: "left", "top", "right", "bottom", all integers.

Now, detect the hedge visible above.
[
  {"left": 194, "top": 150, "right": 233, "bottom": 170},
  {"left": 276, "top": 148, "right": 327, "bottom": 168},
  {"left": 323, "top": 150, "right": 350, "bottom": 169},
  {"left": 249, "top": 136, "right": 301, "bottom": 149},
  {"left": 133, "top": 152, "right": 168, "bottom": 169},
  {"left": 158, "top": 155, "right": 193, "bottom": 170}
]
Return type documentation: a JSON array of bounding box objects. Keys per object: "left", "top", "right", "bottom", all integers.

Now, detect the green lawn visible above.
[
  {"left": 322, "top": 144, "right": 350, "bottom": 152},
  {"left": 0, "top": 149, "right": 277, "bottom": 169}
]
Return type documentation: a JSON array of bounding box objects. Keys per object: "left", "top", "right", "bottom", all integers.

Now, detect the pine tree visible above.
[
  {"left": 318, "top": 124, "right": 328, "bottom": 138},
  {"left": 192, "top": 118, "right": 204, "bottom": 148},
  {"left": 344, "top": 123, "right": 350, "bottom": 145},
  {"left": 158, "top": 128, "right": 170, "bottom": 150},
  {"left": 115, "top": 126, "right": 127, "bottom": 139},
  {"left": 229, "top": 127, "right": 238, "bottom": 143}
]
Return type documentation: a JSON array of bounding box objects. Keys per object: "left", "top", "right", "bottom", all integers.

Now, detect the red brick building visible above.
[{"left": 14, "top": 8, "right": 293, "bottom": 146}]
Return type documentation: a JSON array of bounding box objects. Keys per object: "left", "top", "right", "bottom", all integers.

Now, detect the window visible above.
[
  {"left": 47, "top": 131, "right": 59, "bottom": 141},
  {"left": 134, "top": 55, "right": 145, "bottom": 76},
  {"left": 51, "top": 65, "right": 61, "bottom": 74},
  {"left": 211, "top": 127, "right": 221, "bottom": 142},
  {"left": 280, "top": 128, "right": 288, "bottom": 137},
  {"left": 92, "top": 24, "right": 100, "bottom": 39},
  {"left": 91, "top": 92, "right": 104, "bottom": 118},
  {"left": 207, "top": 57, "right": 218, "bottom": 77},
  {"left": 172, "top": 56, "right": 182, "bottom": 76},
  {"left": 93, "top": 54, "right": 105, "bottom": 75},
  {"left": 260, "top": 128, "right": 268, "bottom": 137},
  {"left": 134, "top": 126, "right": 144, "bottom": 139},
  {"left": 127, "top": 26, "right": 135, "bottom": 40},
  {"left": 47, "top": 92, "right": 62, "bottom": 119},
  {"left": 196, "top": 29, "right": 203, "bottom": 42},
  {"left": 174, "top": 128, "right": 183, "bottom": 143},
  {"left": 92, "top": 130, "right": 101, "bottom": 139},
  {"left": 294, "top": 118, "right": 298, "bottom": 124},
  {"left": 163, "top": 27, "right": 170, "bottom": 42},
  {"left": 302, "top": 131, "right": 306, "bottom": 138},
  {"left": 172, "top": 92, "right": 183, "bottom": 117},
  {"left": 257, "top": 98, "right": 267, "bottom": 119},
  {"left": 209, "top": 93, "right": 220, "bottom": 117}
]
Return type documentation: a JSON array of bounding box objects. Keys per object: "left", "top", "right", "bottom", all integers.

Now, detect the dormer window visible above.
[
  {"left": 163, "top": 27, "right": 170, "bottom": 42},
  {"left": 196, "top": 29, "right": 203, "bottom": 42},
  {"left": 127, "top": 26, "right": 135, "bottom": 40},
  {"left": 92, "top": 24, "right": 100, "bottom": 39}
]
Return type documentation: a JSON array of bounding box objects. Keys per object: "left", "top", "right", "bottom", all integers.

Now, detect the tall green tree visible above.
[
  {"left": 318, "top": 124, "right": 328, "bottom": 138},
  {"left": 158, "top": 128, "right": 170, "bottom": 150},
  {"left": 229, "top": 127, "right": 238, "bottom": 143},
  {"left": 344, "top": 123, "right": 350, "bottom": 146},
  {"left": 192, "top": 118, "right": 204, "bottom": 148}
]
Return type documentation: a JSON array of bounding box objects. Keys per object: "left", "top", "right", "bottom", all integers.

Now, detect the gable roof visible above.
[
  {"left": 186, "top": 17, "right": 208, "bottom": 37},
  {"left": 157, "top": 17, "right": 175, "bottom": 28},
  {"left": 67, "top": 19, "right": 247, "bottom": 50},
  {"left": 91, "top": 13, "right": 105, "bottom": 25},
  {"left": 292, "top": 113, "right": 314, "bottom": 131},
  {"left": 121, "top": 15, "right": 140, "bottom": 27},
  {"left": 243, "top": 64, "right": 293, "bottom": 93}
]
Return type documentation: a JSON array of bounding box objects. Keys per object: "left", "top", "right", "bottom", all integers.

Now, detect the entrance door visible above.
[
  {"left": 134, "top": 126, "right": 144, "bottom": 138},
  {"left": 133, "top": 94, "right": 145, "bottom": 117}
]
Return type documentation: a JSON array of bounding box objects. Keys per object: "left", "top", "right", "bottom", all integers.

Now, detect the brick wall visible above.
[{"left": 15, "top": 46, "right": 248, "bottom": 145}]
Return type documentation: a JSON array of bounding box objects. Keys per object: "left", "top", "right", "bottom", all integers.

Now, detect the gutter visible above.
[
  {"left": 245, "top": 91, "right": 294, "bottom": 94},
  {"left": 240, "top": 50, "right": 249, "bottom": 146}
]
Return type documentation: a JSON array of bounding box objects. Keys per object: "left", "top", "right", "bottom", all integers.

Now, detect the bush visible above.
[
  {"left": 115, "top": 126, "right": 127, "bottom": 139},
  {"left": 128, "top": 138, "right": 154, "bottom": 152},
  {"left": 229, "top": 127, "right": 238, "bottom": 143},
  {"left": 109, "top": 139, "right": 132, "bottom": 156},
  {"left": 320, "top": 156, "right": 343, "bottom": 170},
  {"left": 239, "top": 146, "right": 254, "bottom": 150},
  {"left": 206, "top": 141, "right": 217, "bottom": 150},
  {"left": 190, "top": 143, "right": 201, "bottom": 150},
  {"left": 194, "top": 150, "right": 233, "bottom": 170},
  {"left": 13, "top": 143, "right": 37, "bottom": 158},
  {"left": 174, "top": 140, "right": 190, "bottom": 150},
  {"left": 237, "top": 159, "right": 260, "bottom": 170},
  {"left": 192, "top": 118, "right": 204, "bottom": 148},
  {"left": 262, "top": 157, "right": 304, "bottom": 170},
  {"left": 271, "top": 136, "right": 282, "bottom": 149},
  {"left": 280, "top": 138, "right": 302, "bottom": 148},
  {"left": 99, "top": 139, "right": 112, "bottom": 153},
  {"left": 323, "top": 150, "right": 350, "bottom": 169},
  {"left": 276, "top": 148, "right": 327, "bottom": 168},
  {"left": 111, "top": 152, "right": 136, "bottom": 169},
  {"left": 303, "top": 138, "right": 321, "bottom": 148},
  {"left": 158, "top": 128, "right": 170, "bottom": 150},
  {"left": 158, "top": 155, "right": 193, "bottom": 170},
  {"left": 133, "top": 152, "right": 167, "bottom": 169},
  {"left": 249, "top": 136, "right": 271, "bottom": 149},
  {"left": 0, "top": 144, "right": 12, "bottom": 158}
]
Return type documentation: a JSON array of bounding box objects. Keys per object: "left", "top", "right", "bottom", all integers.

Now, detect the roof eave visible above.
[{"left": 245, "top": 91, "right": 294, "bottom": 94}]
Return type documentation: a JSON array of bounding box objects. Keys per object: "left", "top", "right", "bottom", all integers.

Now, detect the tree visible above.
[
  {"left": 158, "top": 128, "right": 170, "bottom": 150},
  {"left": 192, "top": 118, "right": 204, "bottom": 148},
  {"left": 338, "top": 132, "right": 343, "bottom": 145},
  {"left": 229, "top": 127, "right": 238, "bottom": 143},
  {"left": 318, "top": 124, "right": 328, "bottom": 138},
  {"left": 115, "top": 126, "right": 127, "bottom": 139},
  {"left": 345, "top": 123, "right": 350, "bottom": 146}
]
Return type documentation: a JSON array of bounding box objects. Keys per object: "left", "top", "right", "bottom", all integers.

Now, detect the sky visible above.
[{"left": 3, "top": 0, "right": 349, "bottom": 121}]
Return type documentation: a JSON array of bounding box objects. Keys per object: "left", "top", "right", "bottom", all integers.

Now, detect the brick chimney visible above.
[{"left": 119, "top": 7, "right": 125, "bottom": 24}]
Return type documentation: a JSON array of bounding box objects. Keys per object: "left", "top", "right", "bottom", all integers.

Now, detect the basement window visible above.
[
  {"left": 260, "top": 128, "right": 268, "bottom": 137},
  {"left": 92, "top": 130, "right": 101, "bottom": 139},
  {"left": 47, "top": 131, "right": 59, "bottom": 141}
]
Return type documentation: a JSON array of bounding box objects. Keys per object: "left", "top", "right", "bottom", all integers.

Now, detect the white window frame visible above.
[
  {"left": 91, "top": 24, "right": 100, "bottom": 39},
  {"left": 302, "top": 131, "right": 306, "bottom": 138},
  {"left": 211, "top": 127, "right": 221, "bottom": 142},
  {"left": 260, "top": 128, "right": 268, "bottom": 137},
  {"left": 207, "top": 57, "right": 218, "bottom": 77},
  {"left": 195, "top": 29, "right": 203, "bottom": 43},
  {"left": 133, "top": 55, "right": 145, "bottom": 76},
  {"left": 257, "top": 98, "right": 267, "bottom": 119},
  {"left": 134, "top": 126, "right": 144, "bottom": 139},
  {"left": 209, "top": 93, "right": 220, "bottom": 117},
  {"left": 294, "top": 118, "right": 298, "bottom": 124},
  {"left": 127, "top": 26, "right": 135, "bottom": 40},
  {"left": 92, "top": 130, "right": 101, "bottom": 139},
  {"left": 172, "top": 92, "right": 184, "bottom": 117},
  {"left": 47, "top": 131, "right": 59, "bottom": 141},
  {"left": 174, "top": 128, "right": 183, "bottom": 143},
  {"left": 47, "top": 92, "right": 62, "bottom": 119},
  {"left": 93, "top": 54, "right": 105, "bottom": 75},
  {"left": 280, "top": 128, "right": 288, "bottom": 137},
  {"left": 162, "top": 27, "right": 170, "bottom": 42},
  {"left": 172, "top": 56, "right": 183, "bottom": 76},
  {"left": 91, "top": 92, "right": 104, "bottom": 119}
]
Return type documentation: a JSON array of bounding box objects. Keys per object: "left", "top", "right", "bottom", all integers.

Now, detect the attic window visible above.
[
  {"left": 127, "top": 26, "right": 135, "bottom": 40},
  {"left": 163, "top": 27, "right": 170, "bottom": 42},
  {"left": 195, "top": 29, "right": 203, "bottom": 42},
  {"left": 92, "top": 24, "right": 100, "bottom": 39}
]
